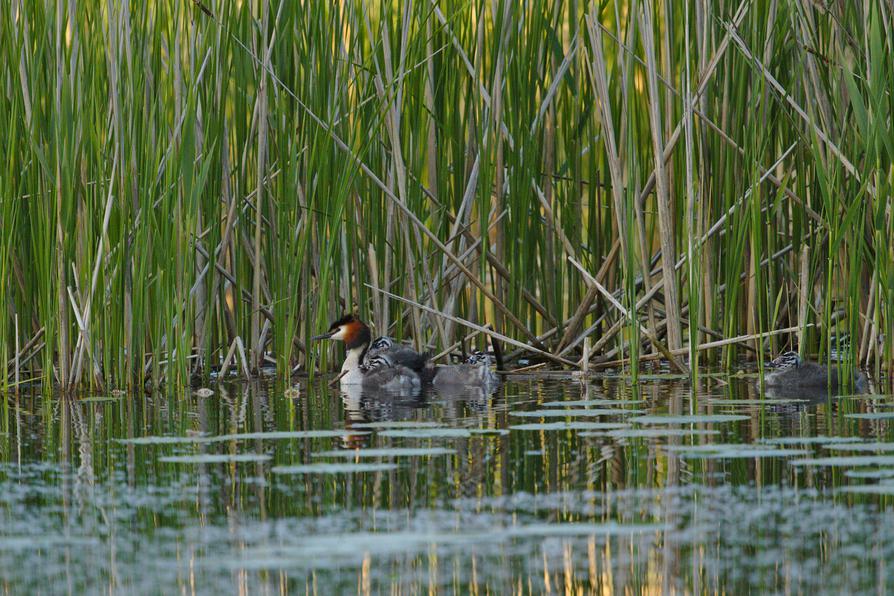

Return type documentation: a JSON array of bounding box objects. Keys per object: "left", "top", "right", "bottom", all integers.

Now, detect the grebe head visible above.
[
  {"left": 370, "top": 336, "right": 394, "bottom": 351},
  {"left": 767, "top": 351, "right": 802, "bottom": 369},
  {"left": 366, "top": 336, "right": 395, "bottom": 359},
  {"left": 313, "top": 314, "right": 371, "bottom": 350}
]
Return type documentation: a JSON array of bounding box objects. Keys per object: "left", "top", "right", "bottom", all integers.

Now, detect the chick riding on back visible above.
[{"left": 313, "top": 315, "right": 428, "bottom": 390}]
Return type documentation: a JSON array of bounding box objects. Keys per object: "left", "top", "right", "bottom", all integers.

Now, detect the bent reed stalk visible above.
[{"left": 0, "top": 0, "right": 892, "bottom": 390}]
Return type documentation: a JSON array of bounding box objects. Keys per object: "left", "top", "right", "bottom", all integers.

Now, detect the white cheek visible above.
[{"left": 330, "top": 326, "right": 348, "bottom": 340}]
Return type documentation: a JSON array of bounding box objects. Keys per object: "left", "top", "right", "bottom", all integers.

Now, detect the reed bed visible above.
[{"left": 0, "top": 0, "right": 891, "bottom": 390}]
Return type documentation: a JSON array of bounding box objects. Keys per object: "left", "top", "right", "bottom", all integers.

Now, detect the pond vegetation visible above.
[{"left": 0, "top": 1, "right": 892, "bottom": 390}]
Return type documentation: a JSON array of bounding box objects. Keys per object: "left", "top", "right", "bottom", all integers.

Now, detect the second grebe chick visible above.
[
  {"left": 430, "top": 350, "right": 500, "bottom": 390},
  {"left": 763, "top": 350, "right": 866, "bottom": 390}
]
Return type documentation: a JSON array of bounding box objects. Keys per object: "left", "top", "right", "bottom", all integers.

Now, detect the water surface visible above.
[{"left": 1, "top": 373, "right": 893, "bottom": 593}]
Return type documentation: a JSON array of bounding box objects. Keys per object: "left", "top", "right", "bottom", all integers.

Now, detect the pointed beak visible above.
[{"left": 312, "top": 331, "right": 335, "bottom": 341}]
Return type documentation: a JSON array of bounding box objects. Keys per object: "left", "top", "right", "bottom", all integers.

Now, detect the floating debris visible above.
[
  {"left": 117, "top": 436, "right": 211, "bottom": 445},
  {"left": 602, "top": 428, "right": 721, "bottom": 439},
  {"left": 759, "top": 436, "right": 863, "bottom": 445},
  {"left": 212, "top": 430, "right": 370, "bottom": 442},
  {"left": 118, "top": 430, "right": 367, "bottom": 445},
  {"left": 791, "top": 455, "right": 894, "bottom": 467},
  {"left": 379, "top": 428, "right": 472, "bottom": 439},
  {"left": 80, "top": 395, "right": 123, "bottom": 403},
  {"left": 844, "top": 468, "right": 894, "bottom": 479},
  {"left": 272, "top": 463, "right": 397, "bottom": 474},
  {"left": 631, "top": 414, "right": 750, "bottom": 424},
  {"left": 509, "top": 422, "right": 629, "bottom": 432},
  {"left": 159, "top": 454, "right": 271, "bottom": 464},
  {"left": 509, "top": 408, "right": 641, "bottom": 418},
  {"left": 311, "top": 447, "right": 455, "bottom": 458},
  {"left": 663, "top": 444, "right": 809, "bottom": 459},
  {"left": 351, "top": 421, "right": 442, "bottom": 429},
  {"left": 845, "top": 412, "right": 894, "bottom": 420},
  {"left": 837, "top": 484, "right": 894, "bottom": 496},
  {"left": 823, "top": 442, "right": 894, "bottom": 452},
  {"left": 707, "top": 398, "right": 807, "bottom": 405},
  {"left": 540, "top": 399, "right": 645, "bottom": 407},
  {"left": 504, "top": 522, "right": 665, "bottom": 537}
]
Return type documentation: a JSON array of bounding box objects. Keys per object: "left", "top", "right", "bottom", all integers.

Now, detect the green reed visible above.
[{"left": 0, "top": 0, "right": 891, "bottom": 389}]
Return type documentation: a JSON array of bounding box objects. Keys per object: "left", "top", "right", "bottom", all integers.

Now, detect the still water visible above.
[{"left": 1, "top": 372, "right": 893, "bottom": 594}]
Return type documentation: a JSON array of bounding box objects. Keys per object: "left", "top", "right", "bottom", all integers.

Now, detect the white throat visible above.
[{"left": 340, "top": 345, "right": 367, "bottom": 385}]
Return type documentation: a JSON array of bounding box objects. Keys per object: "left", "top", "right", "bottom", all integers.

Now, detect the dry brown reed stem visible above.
[
  {"left": 66, "top": 288, "right": 102, "bottom": 389},
  {"left": 574, "top": 264, "right": 670, "bottom": 359},
  {"left": 860, "top": 273, "right": 879, "bottom": 366},
  {"left": 584, "top": 13, "right": 629, "bottom": 265},
  {"left": 640, "top": 2, "right": 682, "bottom": 352},
  {"left": 70, "top": 156, "right": 117, "bottom": 387},
  {"left": 250, "top": 0, "right": 270, "bottom": 372},
  {"left": 328, "top": 370, "right": 348, "bottom": 388},
  {"left": 6, "top": 327, "right": 45, "bottom": 370},
  {"left": 431, "top": 328, "right": 481, "bottom": 363},
  {"left": 591, "top": 325, "right": 811, "bottom": 370},
  {"left": 14, "top": 315, "right": 19, "bottom": 395},
  {"left": 683, "top": 0, "right": 697, "bottom": 362},
  {"left": 490, "top": 0, "right": 511, "bottom": 335},
  {"left": 556, "top": 239, "right": 622, "bottom": 353},
  {"left": 580, "top": 338, "right": 591, "bottom": 374},
  {"left": 509, "top": 362, "right": 548, "bottom": 374},
  {"left": 366, "top": 285, "right": 577, "bottom": 367},
  {"left": 797, "top": 245, "right": 810, "bottom": 350},
  {"left": 568, "top": 257, "right": 689, "bottom": 374}
]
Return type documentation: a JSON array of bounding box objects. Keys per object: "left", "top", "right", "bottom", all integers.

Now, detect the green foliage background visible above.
[{"left": 0, "top": 0, "right": 891, "bottom": 388}]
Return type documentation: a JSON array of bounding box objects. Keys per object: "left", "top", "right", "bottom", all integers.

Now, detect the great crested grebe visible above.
[
  {"left": 313, "top": 314, "right": 428, "bottom": 386},
  {"left": 430, "top": 350, "right": 500, "bottom": 390},
  {"left": 762, "top": 350, "right": 866, "bottom": 391}
]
